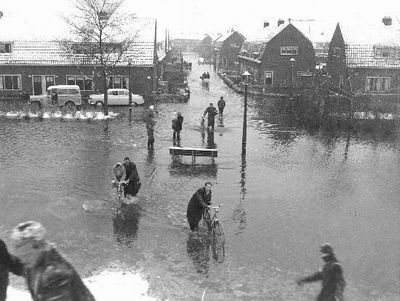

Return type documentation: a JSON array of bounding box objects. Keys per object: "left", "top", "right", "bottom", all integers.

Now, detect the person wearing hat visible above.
[
  {"left": 296, "top": 243, "right": 346, "bottom": 301},
  {"left": 11, "top": 221, "right": 96, "bottom": 301},
  {"left": 203, "top": 103, "right": 218, "bottom": 130},
  {"left": 0, "top": 238, "right": 24, "bottom": 301}
]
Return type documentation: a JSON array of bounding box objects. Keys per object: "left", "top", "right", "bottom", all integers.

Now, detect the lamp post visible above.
[
  {"left": 146, "top": 75, "right": 152, "bottom": 101},
  {"left": 242, "top": 71, "right": 251, "bottom": 156},
  {"left": 128, "top": 61, "right": 132, "bottom": 106},
  {"left": 290, "top": 57, "right": 296, "bottom": 97}
]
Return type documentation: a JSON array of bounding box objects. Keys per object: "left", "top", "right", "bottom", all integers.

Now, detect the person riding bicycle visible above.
[
  {"left": 112, "top": 162, "right": 126, "bottom": 192},
  {"left": 123, "top": 157, "right": 141, "bottom": 198},
  {"left": 186, "top": 182, "right": 212, "bottom": 231}
]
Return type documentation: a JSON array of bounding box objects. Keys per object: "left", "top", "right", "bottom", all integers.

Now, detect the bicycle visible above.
[
  {"left": 203, "top": 204, "right": 225, "bottom": 262},
  {"left": 111, "top": 180, "right": 124, "bottom": 214}
]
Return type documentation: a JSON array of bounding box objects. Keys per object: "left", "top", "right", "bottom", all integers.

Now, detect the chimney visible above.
[
  {"left": 263, "top": 21, "right": 269, "bottom": 28},
  {"left": 278, "top": 19, "right": 285, "bottom": 27},
  {"left": 382, "top": 16, "right": 392, "bottom": 26}
]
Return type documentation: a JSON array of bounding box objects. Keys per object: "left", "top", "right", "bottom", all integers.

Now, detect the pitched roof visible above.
[
  {"left": 214, "top": 30, "right": 246, "bottom": 45},
  {"left": 0, "top": 18, "right": 157, "bottom": 67},
  {"left": 336, "top": 21, "right": 400, "bottom": 68}
]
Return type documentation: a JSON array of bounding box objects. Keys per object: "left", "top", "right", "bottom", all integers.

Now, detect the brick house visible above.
[
  {"left": 238, "top": 20, "right": 331, "bottom": 93},
  {"left": 199, "top": 34, "right": 214, "bottom": 63},
  {"left": 326, "top": 18, "right": 400, "bottom": 102},
  {"left": 0, "top": 18, "right": 167, "bottom": 100},
  {"left": 214, "top": 30, "right": 245, "bottom": 72}
]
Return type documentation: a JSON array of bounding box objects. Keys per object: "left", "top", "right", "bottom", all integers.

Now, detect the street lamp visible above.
[
  {"left": 290, "top": 57, "right": 296, "bottom": 96},
  {"left": 146, "top": 75, "right": 152, "bottom": 101},
  {"left": 241, "top": 71, "right": 251, "bottom": 156},
  {"left": 128, "top": 61, "right": 132, "bottom": 106}
]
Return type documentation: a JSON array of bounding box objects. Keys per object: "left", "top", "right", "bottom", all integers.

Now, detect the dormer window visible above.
[
  {"left": 0, "top": 43, "right": 12, "bottom": 53},
  {"left": 5, "top": 44, "right": 11, "bottom": 53},
  {"left": 375, "top": 46, "right": 396, "bottom": 59}
]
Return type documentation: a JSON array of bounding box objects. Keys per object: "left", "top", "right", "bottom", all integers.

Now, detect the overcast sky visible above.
[{"left": 1, "top": 0, "right": 400, "bottom": 40}]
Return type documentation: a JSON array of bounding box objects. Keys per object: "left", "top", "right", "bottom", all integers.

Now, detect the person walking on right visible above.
[
  {"left": 186, "top": 182, "right": 213, "bottom": 231},
  {"left": 296, "top": 243, "right": 346, "bottom": 301},
  {"left": 147, "top": 124, "right": 154, "bottom": 150},
  {"left": 203, "top": 103, "right": 218, "bottom": 131},
  {"left": 11, "top": 221, "right": 96, "bottom": 301},
  {"left": 217, "top": 96, "right": 226, "bottom": 123}
]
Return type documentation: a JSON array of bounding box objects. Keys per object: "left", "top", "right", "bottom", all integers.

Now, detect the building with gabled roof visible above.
[
  {"left": 327, "top": 17, "right": 400, "bottom": 100},
  {"left": 214, "top": 29, "right": 245, "bottom": 72},
  {"left": 238, "top": 21, "right": 316, "bottom": 92},
  {"left": 0, "top": 18, "right": 168, "bottom": 100}
]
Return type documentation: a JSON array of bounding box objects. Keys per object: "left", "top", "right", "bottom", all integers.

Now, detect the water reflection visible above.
[
  {"left": 206, "top": 129, "right": 216, "bottom": 149},
  {"left": 169, "top": 162, "right": 217, "bottom": 178},
  {"left": 112, "top": 204, "right": 141, "bottom": 247},
  {"left": 233, "top": 155, "right": 247, "bottom": 234},
  {"left": 186, "top": 231, "right": 211, "bottom": 275}
]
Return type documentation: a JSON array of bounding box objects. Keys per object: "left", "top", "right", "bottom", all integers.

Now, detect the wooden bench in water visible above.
[{"left": 169, "top": 146, "right": 218, "bottom": 164}]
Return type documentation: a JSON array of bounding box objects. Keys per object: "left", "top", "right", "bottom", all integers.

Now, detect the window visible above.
[
  {"left": 366, "top": 77, "right": 391, "bottom": 92},
  {"left": 5, "top": 44, "right": 11, "bottom": 53},
  {"left": 107, "top": 76, "right": 129, "bottom": 89},
  {"left": 45, "top": 76, "right": 55, "bottom": 89},
  {"left": 264, "top": 71, "right": 273, "bottom": 85},
  {"left": 280, "top": 46, "right": 298, "bottom": 56},
  {"left": 339, "top": 76, "right": 344, "bottom": 89},
  {"left": 66, "top": 75, "right": 93, "bottom": 90},
  {"left": 0, "top": 75, "right": 21, "bottom": 90},
  {"left": 374, "top": 47, "right": 397, "bottom": 59},
  {"left": 333, "top": 47, "right": 340, "bottom": 56}
]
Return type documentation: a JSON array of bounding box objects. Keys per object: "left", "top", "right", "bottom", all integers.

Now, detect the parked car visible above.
[
  {"left": 88, "top": 89, "right": 144, "bottom": 106},
  {"left": 29, "top": 85, "right": 82, "bottom": 111}
]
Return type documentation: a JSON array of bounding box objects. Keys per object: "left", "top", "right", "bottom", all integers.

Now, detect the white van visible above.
[{"left": 29, "top": 85, "right": 82, "bottom": 110}]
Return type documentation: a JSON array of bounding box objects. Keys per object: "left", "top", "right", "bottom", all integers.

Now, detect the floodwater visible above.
[{"left": 0, "top": 53, "right": 399, "bottom": 300}]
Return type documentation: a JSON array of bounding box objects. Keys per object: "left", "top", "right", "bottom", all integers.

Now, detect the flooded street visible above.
[{"left": 0, "top": 53, "right": 399, "bottom": 300}]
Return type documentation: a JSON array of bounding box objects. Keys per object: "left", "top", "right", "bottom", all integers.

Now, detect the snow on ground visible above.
[
  {"left": 0, "top": 111, "right": 119, "bottom": 120},
  {"left": 8, "top": 270, "right": 157, "bottom": 301}
]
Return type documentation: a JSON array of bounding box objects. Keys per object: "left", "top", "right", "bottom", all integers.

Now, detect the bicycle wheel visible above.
[
  {"left": 211, "top": 220, "right": 225, "bottom": 262},
  {"left": 202, "top": 208, "right": 212, "bottom": 230}
]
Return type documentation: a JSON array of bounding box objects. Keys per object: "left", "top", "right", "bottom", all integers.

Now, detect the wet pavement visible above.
[{"left": 0, "top": 53, "right": 399, "bottom": 300}]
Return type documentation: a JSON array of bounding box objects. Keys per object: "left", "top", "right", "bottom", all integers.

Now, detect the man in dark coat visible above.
[
  {"left": 11, "top": 221, "right": 96, "bottom": 301},
  {"left": 297, "top": 243, "right": 346, "bottom": 301},
  {"left": 172, "top": 112, "right": 184, "bottom": 142},
  {"left": 123, "top": 157, "right": 141, "bottom": 197},
  {"left": 0, "top": 238, "right": 24, "bottom": 301},
  {"left": 217, "top": 96, "right": 226, "bottom": 117},
  {"left": 186, "top": 182, "right": 213, "bottom": 231},
  {"left": 203, "top": 103, "right": 218, "bottom": 130}
]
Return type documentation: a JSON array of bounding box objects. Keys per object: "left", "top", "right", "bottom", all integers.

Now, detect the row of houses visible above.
[
  {"left": 202, "top": 16, "right": 400, "bottom": 100},
  {"left": 0, "top": 18, "right": 171, "bottom": 100}
]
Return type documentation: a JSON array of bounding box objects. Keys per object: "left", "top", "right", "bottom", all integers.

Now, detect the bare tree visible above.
[{"left": 63, "top": 0, "right": 139, "bottom": 115}]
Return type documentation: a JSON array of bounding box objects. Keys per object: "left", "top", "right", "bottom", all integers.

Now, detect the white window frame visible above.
[
  {"left": 280, "top": 46, "right": 298, "bottom": 56},
  {"left": 0, "top": 74, "right": 22, "bottom": 90},
  {"left": 32, "top": 75, "right": 56, "bottom": 95},
  {"left": 66, "top": 75, "right": 93, "bottom": 91},
  {"left": 365, "top": 77, "right": 391, "bottom": 92},
  {"left": 107, "top": 76, "right": 129, "bottom": 89},
  {"left": 264, "top": 71, "right": 273, "bottom": 85},
  {"left": 374, "top": 47, "right": 396, "bottom": 59}
]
